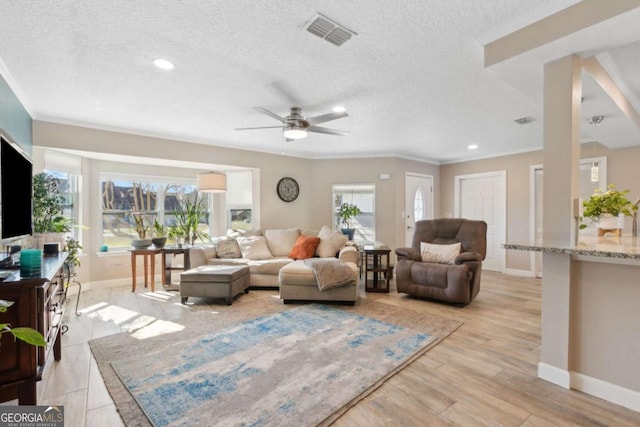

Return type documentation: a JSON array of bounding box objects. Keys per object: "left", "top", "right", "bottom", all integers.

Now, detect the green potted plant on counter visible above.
[{"left": 580, "top": 184, "right": 637, "bottom": 232}]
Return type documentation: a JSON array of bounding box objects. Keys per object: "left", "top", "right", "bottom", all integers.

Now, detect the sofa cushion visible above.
[
  {"left": 289, "top": 235, "right": 321, "bottom": 260},
  {"left": 420, "top": 242, "right": 461, "bottom": 264},
  {"left": 264, "top": 228, "right": 301, "bottom": 257},
  {"left": 247, "top": 257, "right": 292, "bottom": 275},
  {"left": 237, "top": 236, "right": 272, "bottom": 260},
  {"left": 215, "top": 238, "right": 242, "bottom": 259},
  {"left": 316, "top": 226, "right": 348, "bottom": 258}
]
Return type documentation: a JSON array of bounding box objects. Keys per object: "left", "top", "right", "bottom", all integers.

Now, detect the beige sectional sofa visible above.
[{"left": 187, "top": 226, "right": 359, "bottom": 289}]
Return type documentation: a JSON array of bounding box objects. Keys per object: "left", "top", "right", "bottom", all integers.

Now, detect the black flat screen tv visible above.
[{"left": 0, "top": 135, "right": 33, "bottom": 243}]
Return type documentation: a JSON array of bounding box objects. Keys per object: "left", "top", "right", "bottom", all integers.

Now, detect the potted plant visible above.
[
  {"left": 152, "top": 219, "right": 168, "bottom": 248},
  {"left": 337, "top": 203, "right": 361, "bottom": 240},
  {"left": 32, "top": 172, "right": 72, "bottom": 249},
  {"left": 580, "top": 184, "right": 637, "bottom": 231},
  {"left": 130, "top": 211, "right": 152, "bottom": 249},
  {"left": 0, "top": 300, "right": 46, "bottom": 349},
  {"left": 64, "top": 236, "right": 82, "bottom": 272},
  {"left": 168, "top": 225, "right": 187, "bottom": 248},
  {"left": 175, "top": 194, "right": 209, "bottom": 245}
]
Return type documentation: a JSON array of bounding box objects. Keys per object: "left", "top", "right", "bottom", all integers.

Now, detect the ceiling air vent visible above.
[
  {"left": 305, "top": 13, "right": 356, "bottom": 47},
  {"left": 514, "top": 116, "right": 536, "bottom": 125}
]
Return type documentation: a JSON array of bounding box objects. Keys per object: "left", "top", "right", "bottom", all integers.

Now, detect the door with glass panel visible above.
[{"left": 405, "top": 174, "right": 433, "bottom": 246}]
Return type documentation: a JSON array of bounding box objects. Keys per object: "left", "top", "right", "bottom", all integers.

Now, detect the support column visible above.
[{"left": 539, "top": 54, "right": 581, "bottom": 388}]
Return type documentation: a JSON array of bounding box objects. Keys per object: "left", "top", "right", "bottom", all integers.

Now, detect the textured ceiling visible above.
[{"left": 1, "top": 1, "right": 639, "bottom": 164}]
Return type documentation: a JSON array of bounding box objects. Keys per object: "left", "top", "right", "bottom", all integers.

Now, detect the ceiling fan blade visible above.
[
  {"left": 235, "top": 126, "right": 283, "bottom": 130},
  {"left": 306, "top": 111, "right": 348, "bottom": 125},
  {"left": 254, "top": 107, "right": 286, "bottom": 122},
  {"left": 307, "top": 126, "right": 349, "bottom": 136}
]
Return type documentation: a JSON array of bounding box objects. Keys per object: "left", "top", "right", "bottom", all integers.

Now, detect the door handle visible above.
[{"left": 407, "top": 226, "right": 413, "bottom": 230}]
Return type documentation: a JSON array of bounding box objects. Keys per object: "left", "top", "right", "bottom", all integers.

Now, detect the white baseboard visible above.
[
  {"left": 503, "top": 268, "right": 535, "bottom": 277},
  {"left": 539, "top": 363, "right": 640, "bottom": 412},
  {"left": 538, "top": 362, "right": 570, "bottom": 389},
  {"left": 571, "top": 372, "right": 640, "bottom": 413}
]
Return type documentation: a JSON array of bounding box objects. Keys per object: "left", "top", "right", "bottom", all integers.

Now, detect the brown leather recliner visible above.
[{"left": 395, "top": 218, "right": 487, "bottom": 305}]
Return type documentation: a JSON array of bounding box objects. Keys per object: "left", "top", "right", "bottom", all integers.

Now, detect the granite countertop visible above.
[{"left": 502, "top": 236, "right": 640, "bottom": 260}]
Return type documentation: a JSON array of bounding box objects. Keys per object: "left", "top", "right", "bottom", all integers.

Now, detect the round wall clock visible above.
[{"left": 277, "top": 177, "right": 299, "bottom": 202}]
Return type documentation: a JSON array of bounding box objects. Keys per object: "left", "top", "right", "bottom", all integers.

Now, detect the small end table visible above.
[
  {"left": 130, "top": 248, "right": 162, "bottom": 292},
  {"left": 362, "top": 244, "right": 391, "bottom": 293}
]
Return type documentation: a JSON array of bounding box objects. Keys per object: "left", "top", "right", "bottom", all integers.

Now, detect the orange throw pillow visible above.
[{"left": 288, "top": 235, "right": 321, "bottom": 260}]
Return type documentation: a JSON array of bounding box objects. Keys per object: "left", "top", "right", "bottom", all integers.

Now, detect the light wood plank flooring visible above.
[{"left": 4, "top": 271, "right": 640, "bottom": 426}]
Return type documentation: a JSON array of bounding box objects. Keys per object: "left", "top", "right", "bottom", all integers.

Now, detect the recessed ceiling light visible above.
[
  {"left": 332, "top": 106, "right": 346, "bottom": 113},
  {"left": 153, "top": 59, "right": 175, "bottom": 70},
  {"left": 468, "top": 144, "right": 478, "bottom": 150}
]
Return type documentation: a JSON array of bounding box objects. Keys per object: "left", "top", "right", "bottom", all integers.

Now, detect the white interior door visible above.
[
  {"left": 405, "top": 173, "right": 433, "bottom": 246},
  {"left": 455, "top": 171, "right": 506, "bottom": 272}
]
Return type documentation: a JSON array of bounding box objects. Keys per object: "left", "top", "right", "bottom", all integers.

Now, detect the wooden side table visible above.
[
  {"left": 362, "top": 244, "right": 391, "bottom": 293},
  {"left": 161, "top": 247, "right": 191, "bottom": 288},
  {"left": 130, "top": 248, "right": 161, "bottom": 292}
]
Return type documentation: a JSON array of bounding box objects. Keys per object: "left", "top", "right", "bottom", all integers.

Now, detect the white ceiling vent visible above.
[
  {"left": 305, "top": 13, "right": 356, "bottom": 46},
  {"left": 514, "top": 116, "right": 536, "bottom": 125}
]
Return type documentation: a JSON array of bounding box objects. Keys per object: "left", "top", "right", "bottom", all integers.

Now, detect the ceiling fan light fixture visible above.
[
  {"left": 153, "top": 58, "right": 175, "bottom": 70},
  {"left": 283, "top": 127, "right": 307, "bottom": 140}
]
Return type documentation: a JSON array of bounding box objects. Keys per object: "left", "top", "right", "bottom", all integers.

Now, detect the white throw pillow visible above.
[
  {"left": 316, "top": 225, "right": 348, "bottom": 258},
  {"left": 264, "top": 228, "right": 301, "bottom": 257},
  {"left": 420, "top": 242, "right": 461, "bottom": 264},
  {"left": 236, "top": 236, "right": 273, "bottom": 260},
  {"left": 215, "top": 238, "right": 242, "bottom": 259}
]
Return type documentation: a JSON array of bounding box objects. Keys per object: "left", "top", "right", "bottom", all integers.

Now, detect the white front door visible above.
[
  {"left": 405, "top": 173, "right": 433, "bottom": 246},
  {"left": 455, "top": 171, "right": 506, "bottom": 272}
]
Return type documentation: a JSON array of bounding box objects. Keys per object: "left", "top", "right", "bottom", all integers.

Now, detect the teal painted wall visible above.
[{"left": 0, "top": 73, "right": 32, "bottom": 154}]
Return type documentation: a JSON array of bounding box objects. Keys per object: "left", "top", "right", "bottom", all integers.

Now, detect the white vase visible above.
[{"left": 596, "top": 213, "right": 624, "bottom": 229}]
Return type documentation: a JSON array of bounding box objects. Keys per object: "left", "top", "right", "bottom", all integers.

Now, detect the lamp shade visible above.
[{"left": 197, "top": 172, "right": 227, "bottom": 193}]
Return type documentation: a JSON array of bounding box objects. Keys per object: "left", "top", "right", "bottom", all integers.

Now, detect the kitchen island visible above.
[{"left": 503, "top": 236, "right": 640, "bottom": 413}]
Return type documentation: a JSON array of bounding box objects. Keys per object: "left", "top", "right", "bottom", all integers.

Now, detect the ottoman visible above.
[
  {"left": 278, "top": 260, "right": 358, "bottom": 305},
  {"left": 180, "top": 265, "right": 250, "bottom": 305}
]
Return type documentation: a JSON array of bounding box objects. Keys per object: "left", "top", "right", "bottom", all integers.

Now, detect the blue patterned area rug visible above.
[{"left": 89, "top": 300, "right": 461, "bottom": 427}]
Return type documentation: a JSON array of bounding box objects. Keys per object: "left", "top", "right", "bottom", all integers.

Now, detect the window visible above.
[
  {"left": 44, "top": 169, "right": 81, "bottom": 240},
  {"left": 332, "top": 184, "right": 375, "bottom": 242},
  {"left": 99, "top": 170, "right": 255, "bottom": 249},
  {"left": 100, "top": 174, "right": 210, "bottom": 249},
  {"left": 414, "top": 188, "right": 424, "bottom": 221}
]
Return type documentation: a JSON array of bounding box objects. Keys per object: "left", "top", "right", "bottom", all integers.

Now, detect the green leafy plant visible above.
[
  {"left": 175, "top": 194, "right": 209, "bottom": 244},
  {"left": 0, "top": 300, "right": 46, "bottom": 350},
  {"left": 64, "top": 236, "right": 82, "bottom": 268},
  {"left": 153, "top": 219, "right": 168, "bottom": 238},
  {"left": 580, "top": 184, "right": 637, "bottom": 229},
  {"left": 32, "top": 172, "right": 71, "bottom": 233},
  {"left": 338, "top": 203, "right": 362, "bottom": 229}
]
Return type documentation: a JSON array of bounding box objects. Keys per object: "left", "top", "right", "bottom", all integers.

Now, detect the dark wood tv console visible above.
[{"left": 0, "top": 253, "right": 67, "bottom": 405}]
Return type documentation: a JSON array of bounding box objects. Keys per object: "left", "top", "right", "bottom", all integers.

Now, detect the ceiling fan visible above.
[{"left": 236, "top": 107, "right": 349, "bottom": 140}]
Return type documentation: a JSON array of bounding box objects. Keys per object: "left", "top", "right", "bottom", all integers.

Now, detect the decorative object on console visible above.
[
  {"left": 276, "top": 177, "right": 299, "bottom": 202},
  {"left": 20, "top": 249, "right": 43, "bottom": 278},
  {"left": 580, "top": 184, "right": 637, "bottom": 236},
  {"left": 197, "top": 171, "right": 226, "bottom": 193}
]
